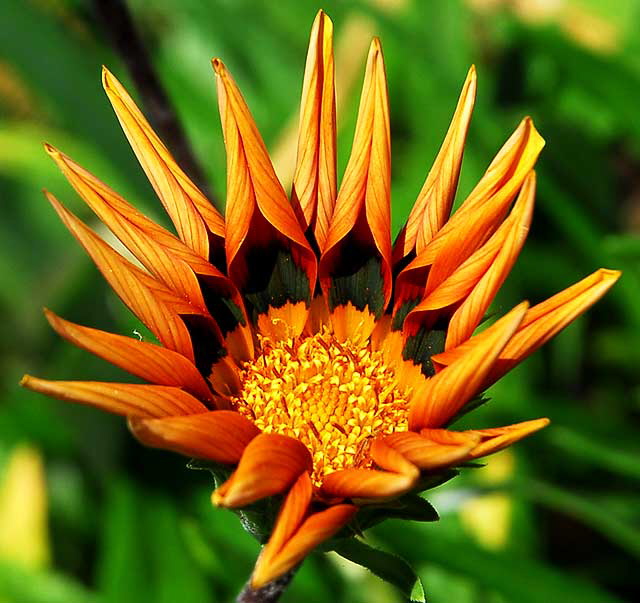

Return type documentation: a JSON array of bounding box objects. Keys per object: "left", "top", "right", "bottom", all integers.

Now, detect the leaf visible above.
[
  {"left": 333, "top": 538, "right": 426, "bottom": 602},
  {"left": 375, "top": 523, "right": 624, "bottom": 603}
]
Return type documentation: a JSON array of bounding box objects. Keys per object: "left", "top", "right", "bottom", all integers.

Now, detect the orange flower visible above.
[{"left": 21, "top": 10, "right": 619, "bottom": 589}]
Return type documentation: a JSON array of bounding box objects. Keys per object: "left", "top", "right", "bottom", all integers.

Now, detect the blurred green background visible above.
[{"left": 1, "top": 0, "right": 639, "bottom": 601}]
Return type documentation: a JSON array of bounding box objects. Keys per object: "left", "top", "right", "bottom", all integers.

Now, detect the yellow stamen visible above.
[{"left": 233, "top": 328, "right": 410, "bottom": 485}]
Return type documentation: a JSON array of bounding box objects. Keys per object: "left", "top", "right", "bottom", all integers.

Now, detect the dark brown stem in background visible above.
[
  {"left": 92, "top": 0, "right": 213, "bottom": 200},
  {"left": 236, "top": 569, "right": 296, "bottom": 603}
]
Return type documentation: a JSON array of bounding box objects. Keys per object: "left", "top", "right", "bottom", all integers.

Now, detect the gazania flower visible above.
[{"left": 22, "top": 10, "right": 619, "bottom": 591}]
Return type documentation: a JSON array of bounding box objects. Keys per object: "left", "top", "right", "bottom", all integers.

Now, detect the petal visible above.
[
  {"left": 44, "top": 310, "right": 215, "bottom": 404},
  {"left": 20, "top": 377, "right": 207, "bottom": 419},
  {"left": 393, "top": 65, "right": 477, "bottom": 264},
  {"left": 291, "top": 10, "right": 337, "bottom": 251},
  {"left": 461, "top": 418, "right": 550, "bottom": 458},
  {"left": 319, "top": 38, "right": 392, "bottom": 340},
  {"left": 252, "top": 503, "right": 357, "bottom": 588},
  {"left": 46, "top": 192, "right": 196, "bottom": 360},
  {"left": 319, "top": 466, "right": 418, "bottom": 501},
  {"left": 213, "top": 59, "right": 316, "bottom": 337},
  {"left": 401, "top": 170, "right": 535, "bottom": 340},
  {"left": 444, "top": 171, "right": 536, "bottom": 349},
  {"left": 432, "top": 269, "right": 621, "bottom": 386},
  {"left": 103, "top": 67, "right": 224, "bottom": 261},
  {"left": 393, "top": 118, "right": 543, "bottom": 324},
  {"left": 45, "top": 146, "right": 254, "bottom": 361},
  {"left": 212, "top": 433, "right": 312, "bottom": 508},
  {"left": 424, "top": 117, "right": 544, "bottom": 292},
  {"left": 129, "top": 410, "right": 259, "bottom": 463},
  {"left": 259, "top": 473, "right": 313, "bottom": 563},
  {"left": 382, "top": 430, "right": 480, "bottom": 470},
  {"left": 408, "top": 302, "right": 528, "bottom": 430},
  {"left": 369, "top": 438, "right": 418, "bottom": 475}
]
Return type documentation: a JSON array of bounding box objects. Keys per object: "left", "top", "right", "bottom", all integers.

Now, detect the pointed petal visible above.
[
  {"left": 402, "top": 170, "right": 535, "bottom": 340},
  {"left": 259, "top": 473, "right": 313, "bottom": 564},
  {"left": 212, "top": 433, "right": 312, "bottom": 508},
  {"left": 409, "top": 302, "right": 528, "bottom": 430},
  {"left": 319, "top": 38, "right": 392, "bottom": 340},
  {"left": 432, "top": 269, "right": 621, "bottom": 385},
  {"left": 292, "top": 10, "right": 337, "bottom": 251},
  {"left": 460, "top": 418, "right": 550, "bottom": 458},
  {"left": 393, "top": 66, "right": 477, "bottom": 263},
  {"left": 423, "top": 118, "right": 543, "bottom": 294},
  {"left": 45, "top": 146, "right": 254, "bottom": 361},
  {"left": 130, "top": 410, "right": 259, "bottom": 463},
  {"left": 213, "top": 59, "right": 316, "bottom": 337},
  {"left": 44, "top": 309, "right": 215, "bottom": 404},
  {"left": 103, "top": 67, "right": 224, "bottom": 259},
  {"left": 393, "top": 118, "right": 544, "bottom": 322},
  {"left": 445, "top": 171, "right": 536, "bottom": 349},
  {"left": 45, "top": 192, "right": 196, "bottom": 360},
  {"left": 20, "top": 377, "right": 207, "bottom": 418},
  {"left": 252, "top": 503, "right": 357, "bottom": 588},
  {"left": 382, "top": 430, "right": 480, "bottom": 470}
]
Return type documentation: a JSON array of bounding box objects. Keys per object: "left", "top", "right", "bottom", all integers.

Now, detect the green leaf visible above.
[
  {"left": 375, "top": 524, "right": 624, "bottom": 603},
  {"left": 333, "top": 538, "right": 426, "bottom": 602}
]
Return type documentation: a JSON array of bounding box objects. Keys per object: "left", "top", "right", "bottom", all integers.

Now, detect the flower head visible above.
[{"left": 21, "top": 10, "right": 619, "bottom": 589}]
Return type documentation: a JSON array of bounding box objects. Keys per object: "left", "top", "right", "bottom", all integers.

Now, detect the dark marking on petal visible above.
[
  {"left": 391, "top": 297, "right": 420, "bottom": 331},
  {"left": 198, "top": 276, "right": 246, "bottom": 336},
  {"left": 327, "top": 237, "right": 385, "bottom": 318},
  {"left": 242, "top": 245, "right": 311, "bottom": 324},
  {"left": 402, "top": 326, "right": 447, "bottom": 377},
  {"left": 181, "top": 314, "right": 227, "bottom": 376}
]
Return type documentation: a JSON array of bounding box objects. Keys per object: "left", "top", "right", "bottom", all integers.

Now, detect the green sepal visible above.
[
  {"left": 187, "top": 459, "right": 281, "bottom": 544},
  {"left": 354, "top": 493, "right": 439, "bottom": 532},
  {"left": 332, "top": 538, "right": 426, "bottom": 602}
]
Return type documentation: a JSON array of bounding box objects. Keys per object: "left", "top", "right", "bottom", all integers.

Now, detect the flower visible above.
[{"left": 21, "top": 10, "right": 619, "bottom": 589}]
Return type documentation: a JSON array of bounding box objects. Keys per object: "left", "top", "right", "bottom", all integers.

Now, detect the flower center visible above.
[{"left": 232, "top": 328, "right": 411, "bottom": 486}]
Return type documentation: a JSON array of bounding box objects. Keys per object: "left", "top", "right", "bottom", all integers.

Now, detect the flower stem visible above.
[{"left": 236, "top": 569, "right": 296, "bottom": 603}]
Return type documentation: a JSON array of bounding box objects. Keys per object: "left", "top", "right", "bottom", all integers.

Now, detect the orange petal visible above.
[
  {"left": 252, "top": 503, "right": 357, "bottom": 588},
  {"left": 45, "top": 146, "right": 254, "bottom": 362},
  {"left": 46, "top": 192, "right": 196, "bottom": 360},
  {"left": 291, "top": 10, "right": 337, "bottom": 251},
  {"left": 408, "top": 302, "right": 528, "bottom": 430},
  {"left": 20, "top": 377, "right": 207, "bottom": 418},
  {"left": 402, "top": 170, "right": 535, "bottom": 338},
  {"left": 393, "top": 118, "right": 543, "bottom": 320},
  {"left": 319, "top": 466, "right": 418, "bottom": 501},
  {"left": 103, "top": 67, "right": 224, "bottom": 260},
  {"left": 460, "top": 418, "right": 550, "bottom": 458},
  {"left": 393, "top": 66, "right": 477, "bottom": 264},
  {"left": 130, "top": 410, "right": 259, "bottom": 463},
  {"left": 213, "top": 59, "right": 316, "bottom": 336},
  {"left": 369, "top": 438, "right": 419, "bottom": 475},
  {"left": 319, "top": 38, "right": 392, "bottom": 340},
  {"left": 432, "top": 269, "right": 621, "bottom": 385},
  {"left": 382, "top": 430, "right": 480, "bottom": 470},
  {"left": 445, "top": 171, "right": 536, "bottom": 349},
  {"left": 259, "top": 473, "right": 313, "bottom": 564},
  {"left": 44, "top": 309, "right": 215, "bottom": 404},
  {"left": 212, "top": 433, "right": 312, "bottom": 508}
]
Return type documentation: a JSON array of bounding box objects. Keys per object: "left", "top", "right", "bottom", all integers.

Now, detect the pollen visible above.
[{"left": 233, "top": 328, "right": 411, "bottom": 486}]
